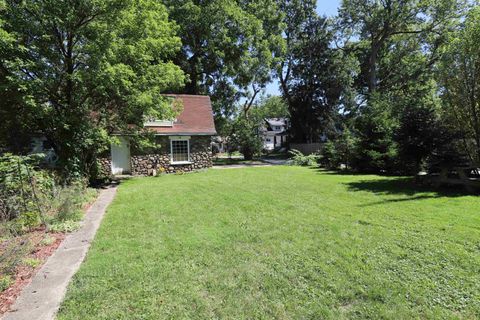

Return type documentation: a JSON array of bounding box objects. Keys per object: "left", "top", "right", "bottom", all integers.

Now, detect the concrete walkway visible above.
[
  {"left": 212, "top": 159, "right": 288, "bottom": 169},
  {"left": 2, "top": 185, "right": 118, "bottom": 320}
]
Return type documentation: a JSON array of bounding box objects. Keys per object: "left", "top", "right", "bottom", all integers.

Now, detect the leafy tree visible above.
[
  {"left": 162, "top": 0, "right": 285, "bottom": 124},
  {"left": 336, "top": 0, "right": 466, "bottom": 173},
  {"left": 352, "top": 93, "right": 398, "bottom": 173},
  {"left": 438, "top": 6, "right": 480, "bottom": 164},
  {"left": 394, "top": 80, "right": 443, "bottom": 174},
  {"left": 230, "top": 116, "right": 263, "bottom": 160},
  {"left": 278, "top": 0, "right": 353, "bottom": 143},
  {"left": 250, "top": 95, "right": 289, "bottom": 119},
  {"left": 338, "top": 0, "right": 465, "bottom": 96},
  {"left": 1, "top": 0, "right": 184, "bottom": 180},
  {"left": 0, "top": 0, "right": 32, "bottom": 153}
]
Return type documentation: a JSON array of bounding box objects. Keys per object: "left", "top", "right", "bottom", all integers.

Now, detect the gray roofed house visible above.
[{"left": 260, "top": 118, "right": 289, "bottom": 151}]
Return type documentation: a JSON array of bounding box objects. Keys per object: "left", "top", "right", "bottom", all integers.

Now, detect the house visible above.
[
  {"left": 102, "top": 95, "right": 217, "bottom": 175},
  {"left": 260, "top": 118, "right": 289, "bottom": 151}
]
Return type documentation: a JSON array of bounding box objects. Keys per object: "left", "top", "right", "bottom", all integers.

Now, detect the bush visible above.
[
  {"left": 23, "top": 258, "right": 41, "bottom": 268},
  {"left": 321, "top": 141, "right": 338, "bottom": 169},
  {"left": 0, "top": 153, "right": 54, "bottom": 229},
  {"left": 0, "top": 275, "right": 13, "bottom": 292},
  {"left": 230, "top": 117, "right": 263, "bottom": 160},
  {"left": 15, "top": 211, "right": 42, "bottom": 231},
  {"left": 49, "top": 220, "right": 82, "bottom": 233},
  {"left": 289, "top": 149, "right": 319, "bottom": 166},
  {"left": 320, "top": 127, "right": 357, "bottom": 170}
]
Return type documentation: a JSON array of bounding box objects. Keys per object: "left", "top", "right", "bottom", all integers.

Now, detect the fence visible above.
[{"left": 289, "top": 143, "right": 324, "bottom": 155}]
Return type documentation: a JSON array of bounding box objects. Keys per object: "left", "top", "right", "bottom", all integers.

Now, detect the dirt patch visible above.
[{"left": 0, "top": 231, "right": 65, "bottom": 315}]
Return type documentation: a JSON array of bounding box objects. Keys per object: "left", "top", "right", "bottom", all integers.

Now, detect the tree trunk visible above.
[{"left": 368, "top": 41, "right": 380, "bottom": 94}]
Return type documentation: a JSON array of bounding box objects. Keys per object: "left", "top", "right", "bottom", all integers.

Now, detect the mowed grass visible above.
[{"left": 57, "top": 167, "right": 480, "bottom": 319}]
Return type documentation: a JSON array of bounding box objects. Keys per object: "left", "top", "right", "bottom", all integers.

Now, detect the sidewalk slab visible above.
[{"left": 2, "top": 185, "right": 117, "bottom": 320}]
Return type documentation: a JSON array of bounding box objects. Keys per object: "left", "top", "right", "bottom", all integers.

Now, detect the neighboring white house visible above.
[{"left": 260, "top": 118, "right": 289, "bottom": 151}]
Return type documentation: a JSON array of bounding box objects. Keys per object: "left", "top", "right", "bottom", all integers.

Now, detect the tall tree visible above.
[
  {"left": 1, "top": 0, "right": 184, "bottom": 179},
  {"left": 278, "top": 0, "right": 353, "bottom": 143},
  {"left": 335, "top": 0, "right": 466, "bottom": 173},
  {"left": 394, "top": 79, "right": 443, "bottom": 174},
  {"left": 439, "top": 6, "right": 480, "bottom": 163},
  {"left": 338, "top": 0, "right": 465, "bottom": 97},
  {"left": 162, "top": 0, "right": 285, "bottom": 127}
]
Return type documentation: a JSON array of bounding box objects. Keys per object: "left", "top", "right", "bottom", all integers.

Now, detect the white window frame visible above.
[{"left": 169, "top": 136, "right": 191, "bottom": 164}]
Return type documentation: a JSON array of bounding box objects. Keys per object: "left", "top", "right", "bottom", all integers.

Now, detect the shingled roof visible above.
[{"left": 147, "top": 95, "right": 216, "bottom": 135}]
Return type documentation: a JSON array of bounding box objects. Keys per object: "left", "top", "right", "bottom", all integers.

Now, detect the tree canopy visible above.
[{"left": 1, "top": 0, "right": 184, "bottom": 179}]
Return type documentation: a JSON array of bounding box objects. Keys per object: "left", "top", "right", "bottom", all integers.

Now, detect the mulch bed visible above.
[
  {"left": 0, "top": 230, "right": 65, "bottom": 315},
  {"left": 0, "top": 197, "right": 96, "bottom": 315}
]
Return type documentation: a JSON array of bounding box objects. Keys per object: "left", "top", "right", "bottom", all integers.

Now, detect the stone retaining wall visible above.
[{"left": 98, "top": 157, "right": 112, "bottom": 177}]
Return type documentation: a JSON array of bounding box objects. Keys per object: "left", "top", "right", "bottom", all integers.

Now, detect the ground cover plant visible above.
[
  {"left": 0, "top": 154, "right": 98, "bottom": 312},
  {"left": 58, "top": 167, "right": 480, "bottom": 319}
]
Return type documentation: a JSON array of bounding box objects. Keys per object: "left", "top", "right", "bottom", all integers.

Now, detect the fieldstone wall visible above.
[
  {"left": 132, "top": 136, "right": 213, "bottom": 175},
  {"left": 98, "top": 157, "right": 112, "bottom": 177}
]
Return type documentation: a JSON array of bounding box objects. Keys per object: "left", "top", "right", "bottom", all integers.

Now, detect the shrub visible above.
[
  {"left": 0, "top": 153, "right": 54, "bottom": 228},
  {"left": 0, "top": 275, "right": 13, "bottom": 292},
  {"left": 40, "top": 234, "right": 56, "bottom": 246},
  {"left": 15, "top": 211, "right": 42, "bottom": 232},
  {"left": 49, "top": 220, "right": 82, "bottom": 233},
  {"left": 23, "top": 258, "right": 41, "bottom": 269},
  {"left": 320, "top": 141, "right": 338, "bottom": 169},
  {"left": 289, "top": 149, "right": 319, "bottom": 166},
  {"left": 230, "top": 117, "right": 263, "bottom": 160},
  {"left": 320, "top": 127, "right": 357, "bottom": 170}
]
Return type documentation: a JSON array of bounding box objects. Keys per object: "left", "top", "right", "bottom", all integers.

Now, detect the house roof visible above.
[
  {"left": 147, "top": 95, "right": 217, "bottom": 135},
  {"left": 266, "top": 118, "right": 288, "bottom": 127}
]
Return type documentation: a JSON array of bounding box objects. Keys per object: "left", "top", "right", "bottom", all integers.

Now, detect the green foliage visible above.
[
  {"left": 15, "top": 211, "right": 41, "bottom": 231},
  {"left": 0, "top": 275, "right": 12, "bottom": 292},
  {"left": 230, "top": 116, "right": 263, "bottom": 160},
  {"left": 40, "top": 234, "right": 56, "bottom": 246},
  {"left": 289, "top": 149, "right": 319, "bottom": 166},
  {"left": 394, "top": 80, "right": 444, "bottom": 174},
  {"left": 0, "top": 237, "right": 33, "bottom": 287},
  {"left": 251, "top": 95, "right": 289, "bottom": 119},
  {"left": 338, "top": 0, "right": 464, "bottom": 95},
  {"left": 46, "top": 185, "right": 97, "bottom": 232},
  {"left": 353, "top": 94, "right": 398, "bottom": 173},
  {"left": 321, "top": 127, "right": 357, "bottom": 170},
  {"left": 49, "top": 220, "right": 82, "bottom": 233},
  {"left": 163, "top": 0, "right": 285, "bottom": 128},
  {"left": 1, "top": 0, "right": 184, "bottom": 180},
  {"left": 0, "top": 154, "right": 54, "bottom": 224},
  {"left": 278, "top": 1, "right": 354, "bottom": 142},
  {"left": 333, "top": 0, "right": 470, "bottom": 174},
  {"left": 23, "top": 258, "right": 41, "bottom": 269},
  {"left": 439, "top": 6, "right": 480, "bottom": 163}
]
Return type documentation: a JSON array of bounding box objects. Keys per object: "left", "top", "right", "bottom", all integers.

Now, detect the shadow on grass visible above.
[
  {"left": 310, "top": 167, "right": 469, "bottom": 201},
  {"left": 346, "top": 178, "right": 471, "bottom": 207},
  {"left": 346, "top": 176, "right": 468, "bottom": 201}
]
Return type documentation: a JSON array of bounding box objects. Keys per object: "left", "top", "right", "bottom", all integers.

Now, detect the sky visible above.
[{"left": 264, "top": 0, "right": 342, "bottom": 96}]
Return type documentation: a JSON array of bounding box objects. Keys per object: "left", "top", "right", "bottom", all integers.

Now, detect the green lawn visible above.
[{"left": 57, "top": 167, "right": 480, "bottom": 319}]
